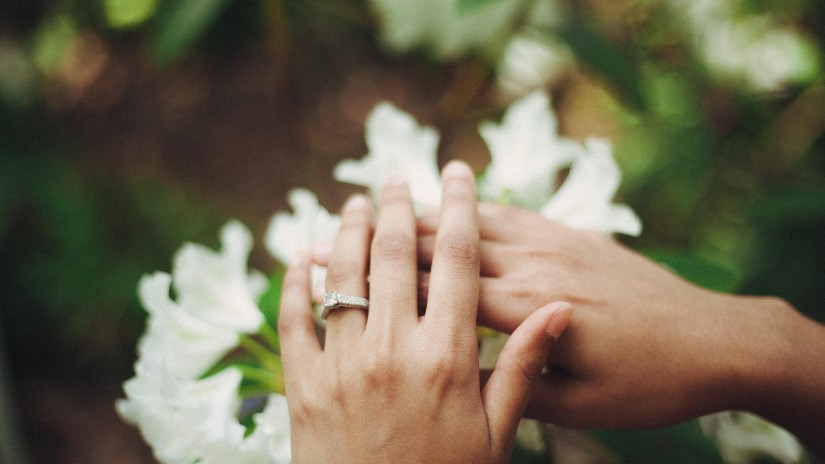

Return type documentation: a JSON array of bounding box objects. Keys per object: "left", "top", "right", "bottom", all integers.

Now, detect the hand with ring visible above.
[{"left": 278, "top": 161, "right": 573, "bottom": 463}]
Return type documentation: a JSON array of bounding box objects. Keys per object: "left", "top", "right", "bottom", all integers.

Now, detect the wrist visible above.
[{"left": 718, "top": 296, "right": 825, "bottom": 451}]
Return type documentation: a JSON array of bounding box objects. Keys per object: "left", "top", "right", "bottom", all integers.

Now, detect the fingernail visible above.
[
  {"left": 441, "top": 160, "right": 473, "bottom": 179},
  {"left": 545, "top": 303, "right": 573, "bottom": 341},
  {"left": 343, "top": 193, "right": 370, "bottom": 213}
]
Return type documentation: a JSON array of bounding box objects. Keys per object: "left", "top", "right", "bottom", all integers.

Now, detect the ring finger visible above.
[{"left": 323, "top": 193, "right": 373, "bottom": 348}]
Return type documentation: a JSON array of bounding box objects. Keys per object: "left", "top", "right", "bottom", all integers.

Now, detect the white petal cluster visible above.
[
  {"left": 668, "top": 0, "right": 820, "bottom": 92},
  {"left": 699, "top": 411, "right": 804, "bottom": 464},
  {"left": 479, "top": 91, "right": 642, "bottom": 235},
  {"left": 334, "top": 102, "right": 443, "bottom": 212},
  {"left": 368, "top": 0, "right": 525, "bottom": 59},
  {"left": 478, "top": 91, "right": 577, "bottom": 209},
  {"left": 265, "top": 189, "right": 341, "bottom": 265},
  {"left": 333, "top": 92, "right": 640, "bottom": 236},
  {"left": 368, "top": 0, "right": 573, "bottom": 99},
  {"left": 496, "top": 34, "right": 573, "bottom": 100},
  {"left": 117, "top": 221, "right": 291, "bottom": 463}
]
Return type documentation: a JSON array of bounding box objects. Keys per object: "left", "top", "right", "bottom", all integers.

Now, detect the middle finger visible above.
[{"left": 367, "top": 177, "right": 419, "bottom": 332}]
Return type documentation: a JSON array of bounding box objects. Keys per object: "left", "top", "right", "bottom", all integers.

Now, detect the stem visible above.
[
  {"left": 259, "top": 323, "right": 281, "bottom": 354},
  {"left": 238, "top": 334, "right": 285, "bottom": 394}
]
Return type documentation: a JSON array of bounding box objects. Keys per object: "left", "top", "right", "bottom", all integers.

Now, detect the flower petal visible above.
[
  {"left": 265, "top": 188, "right": 340, "bottom": 265},
  {"left": 478, "top": 91, "right": 579, "bottom": 209},
  {"left": 540, "top": 139, "right": 642, "bottom": 236},
  {"left": 334, "top": 102, "right": 442, "bottom": 212},
  {"left": 172, "top": 220, "right": 265, "bottom": 332}
]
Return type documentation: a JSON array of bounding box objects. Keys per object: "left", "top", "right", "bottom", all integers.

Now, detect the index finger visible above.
[{"left": 424, "top": 160, "right": 480, "bottom": 334}]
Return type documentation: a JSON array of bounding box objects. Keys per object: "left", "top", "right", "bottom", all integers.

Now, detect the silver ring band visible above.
[{"left": 322, "top": 291, "right": 369, "bottom": 320}]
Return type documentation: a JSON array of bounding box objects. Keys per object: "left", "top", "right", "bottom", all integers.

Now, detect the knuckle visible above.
[
  {"left": 436, "top": 235, "right": 478, "bottom": 269},
  {"left": 380, "top": 185, "right": 412, "bottom": 206},
  {"left": 361, "top": 345, "right": 402, "bottom": 389},
  {"left": 509, "top": 352, "right": 543, "bottom": 385},
  {"left": 373, "top": 233, "right": 414, "bottom": 262},
  {"left": 424, "top": 349, "right": 464, "bottom": 389},
  {"left": 288, "top": 387, "right": 323, "bottom": 423},
  {"left": 325, "top": 260, "right": 363, "bottom": 287},
  {"left": 338, "top": 211, "right": 370, "bottom": 231}
]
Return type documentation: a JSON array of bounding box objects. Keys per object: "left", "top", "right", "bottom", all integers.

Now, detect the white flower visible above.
[
  {"left": 137, "top": 272, "right": 246, "bottom": 378},
  {"left": 540, "top": 139, "right": 642, "bottom": 236},
  {"left": 265, "top": 188, "right": 341, "bottom": 266},
  {"left": 368, "top": 0, "right": 525, "bottom": 59},
  {"left": 496, "top": 34, "right": 573, "bottom": 99},
  {"left": 116, "top": 358, "right": 246, "bottom": 464},
  {"left": 173, "top": 220, "right": 266, "bottom": 333},
  {"left": 334, "top": 102, "right": 442, "bottom": 211},
  {"left": 245, "top": 394, "right": 293, "bottom": 463},
  {"left": 668, "top": 0, "right": 820, "bottom": 92},
  {"left": 195, "top": 394, "right": 292, "bottom": 464},
  {"left": 478, "top": 91, "right": 580, "bottom": 210},
  {"left": 700, "top": 411, "right": 804, "bottom": 464},
  {"left": 134, "top": 221, "right": 267, "bottom": 379}
]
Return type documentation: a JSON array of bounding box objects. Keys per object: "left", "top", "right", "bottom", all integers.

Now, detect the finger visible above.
[
  {"left": 477, "top": 278, "right": 536, "bottom": 333},
  {"left": 279, "top": 254, "right": 323, "bottom": 391},
  {"left": 419, "top": 204, "right": 517, "bottom": 242},
  {"left": 368, "top": 176, "right": 418, "bottom": 331},
  {"left": 424, "top": 160, "right": 480, "bottom": 333},
  {"left": 417, "top": 274, "right": 535, "bottom": 334},
  {"left": 418, "top": 236, "right": 511, "bottom": 277},
  {"left": 311, "top": 242, "right": 333, "bottom": 267},
  {"left": 481, "top": 302, "right": 572, "bottom": 456},
  {"left": 324, "top": 194, "right": 373, "bottom": 345},
  {"left": 477, "top": 202, "right": 573, "bottom": 243}
]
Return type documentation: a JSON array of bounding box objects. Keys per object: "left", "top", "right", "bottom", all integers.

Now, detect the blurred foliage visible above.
[
  {"left": 1, "top": 0, "right": 823, "bottom": 462},
  {"left": 0, "top": 107, "right": 226, "bottom": 376},
  {"left": 152, "top": 0, "right": 234, "bottom": 66},
  {"left": 591, "top": 421, "right": 724, "bottom": 464}
]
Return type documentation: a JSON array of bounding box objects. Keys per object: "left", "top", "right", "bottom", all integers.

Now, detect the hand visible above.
[
  {"left": 279, "top": 162, "right": 572, "bottom": 463},
  {"left": 418, "top": 203, "right": 823, "bottom": 435}
]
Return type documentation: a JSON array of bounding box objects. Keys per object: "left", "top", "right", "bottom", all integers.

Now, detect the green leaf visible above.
[
  {"left": 554, "top": 16, "right": 647, "bottom": 110},
  {"left": 747, "top": 185, "right": 825, "bottom": 228},
  {"left": 643, "top": 249, "right": 739, "bottom": 293},
  {"left": 457, "top": 0, "right": 502, "bottom": 13},
  {"left": 153, "top": 0, "right": 234, "bottom": 66},
  {"left": 104, "top": 0, "right": 160, "bottom": 29},
  {"left": 258, "top": 267, "right": 285, "bottom": 351},
  {"left": 590, "top": 421, "right": 723, "bottom": 464}
]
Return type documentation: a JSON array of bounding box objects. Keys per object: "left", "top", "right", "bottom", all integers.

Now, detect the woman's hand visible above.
[
  {"left": 279, "top": 162, "right": 572, "bottom": 464},
  {"left": 418, "top": 203, "right": 824, "bottom": 437}
]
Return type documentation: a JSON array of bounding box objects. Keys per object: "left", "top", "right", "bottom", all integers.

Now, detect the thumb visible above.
[{"left": 481, "top": 302, "right": 572, "bottom": 458}]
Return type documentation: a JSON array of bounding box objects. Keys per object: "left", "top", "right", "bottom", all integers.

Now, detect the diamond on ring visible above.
[{"left": 321, "top": 291, "right": 369, "bottom": 320}]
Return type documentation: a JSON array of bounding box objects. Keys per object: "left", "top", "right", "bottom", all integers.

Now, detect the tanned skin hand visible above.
[{"left": 417, "top": 203, "right": 825, "bottom": 457}]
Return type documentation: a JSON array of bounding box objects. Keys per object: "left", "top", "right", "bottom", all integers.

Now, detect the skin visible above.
[
  {"left": 417, "top": 202, "right": 825, "bottom": 457},
  {"left": 278, "top": 161, "right": 573, "bottom": 464}
]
